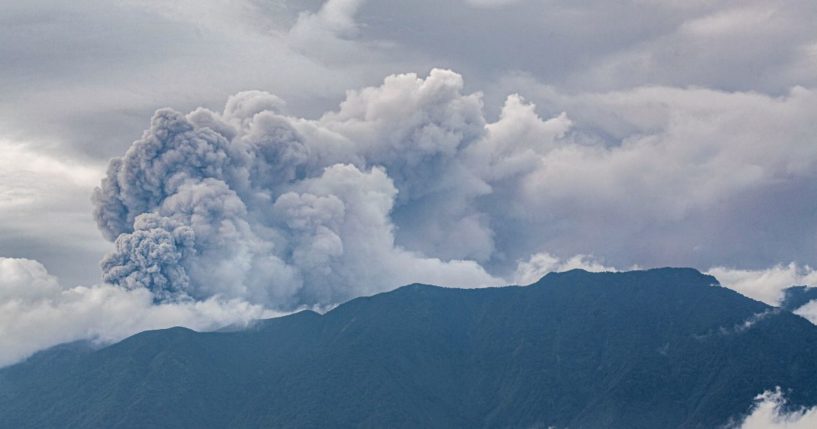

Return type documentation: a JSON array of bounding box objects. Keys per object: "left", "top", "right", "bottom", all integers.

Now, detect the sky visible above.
[{"left": 2, "top": 0, "right": 817, "bottom": 370}]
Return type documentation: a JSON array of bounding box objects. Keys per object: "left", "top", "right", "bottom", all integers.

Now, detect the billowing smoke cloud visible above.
[
  {"left": 0, "top": 257, "right": 275, "bottom": 367},
  {"left": 93, "top": 69, "right": 509, "bottom": 309},
  {"left": 93, "top": 68, "right": 817, "bottom": 311}
]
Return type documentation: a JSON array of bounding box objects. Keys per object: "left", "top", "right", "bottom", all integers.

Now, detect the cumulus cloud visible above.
[
  {"left": 486, "top": 80, "right": 817, "bottom": 272},
  {"left": 0, "top": 257, "right": 275, "bottom": 367},
  {"left": 735, "top": 388, "right": 817, "bottom": 429},
  {"left": 708, "top": 264, "right": 817, "bottom": 306}
]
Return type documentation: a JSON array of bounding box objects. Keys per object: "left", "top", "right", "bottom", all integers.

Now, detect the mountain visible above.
[
  {"left": 781, "top": 285, "right": 817, "bottom": 311},
  {"left": 2, "top": 268, "right": 817, "bottom": 428}
]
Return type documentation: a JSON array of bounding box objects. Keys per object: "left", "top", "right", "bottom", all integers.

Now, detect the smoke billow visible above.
[
  {"left": 92, "top": 69, "right": 565, "bottom": 309},
  {"left": 93, "top": 67, "right": 817, "bottom": 312}
]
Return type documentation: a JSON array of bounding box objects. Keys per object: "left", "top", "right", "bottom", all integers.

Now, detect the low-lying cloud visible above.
[
  {"left": 0, "top": 257, "right": 275, "bottom": 367},
  {"left": 708, "top": 264, "right": 817, "bottom": 306},
  {"left": 735, "top": 388, "right": 817, "bottom": 429}
]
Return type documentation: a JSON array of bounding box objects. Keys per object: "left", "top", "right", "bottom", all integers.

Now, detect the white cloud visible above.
[
  {"left": 0, "top": 257, "right": 277, "bottom": 367},
  {"left": 736, "top": 388, "right": 817, "bottom": 429},
  {"left": 794, "top": 300, "right": 817, "bottom": 325},
  {"left": 708, "top": 264, "right": 817, "bottom": 306},
  {"left": 488, "top": 80, "right": 817, "bottom": 271}
]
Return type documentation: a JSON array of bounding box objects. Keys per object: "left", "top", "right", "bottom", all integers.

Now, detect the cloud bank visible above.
[
  {"left": 0, "top": 257, "right": 275, "bottom": 367},
  {"left": 708, "top": 264, "right": 817, "bottom": 306}
]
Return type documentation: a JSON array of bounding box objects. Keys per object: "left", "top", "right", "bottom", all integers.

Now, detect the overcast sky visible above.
[{"left": 2, "top": 0, "right": 817, "bottom": 365}]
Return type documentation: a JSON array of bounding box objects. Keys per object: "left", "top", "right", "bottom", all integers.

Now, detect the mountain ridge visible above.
[{"left": 2, "top": 268, "right": 816, "bottom": 428}]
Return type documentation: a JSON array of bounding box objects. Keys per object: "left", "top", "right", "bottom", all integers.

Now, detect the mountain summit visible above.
[{"left": 2, "top": 268, "right": 816, "bottom": 428}]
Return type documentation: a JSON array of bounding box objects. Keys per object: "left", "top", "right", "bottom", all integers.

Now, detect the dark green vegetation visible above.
[{"left": 2, "top": 268, "right": 817, "bottom": 428}]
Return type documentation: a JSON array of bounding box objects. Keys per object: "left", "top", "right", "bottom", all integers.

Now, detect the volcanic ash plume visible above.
[{"left": 93, "top": 70, "right": 572, "bottom": 309}]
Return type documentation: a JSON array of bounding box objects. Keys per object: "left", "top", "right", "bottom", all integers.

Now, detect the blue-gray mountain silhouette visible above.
[
  {"left": 2, "top": 268, "right": 816, "bottom": 428},
  {"left": 780, "top": 285, "right": 817, "bottom": 311}
]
